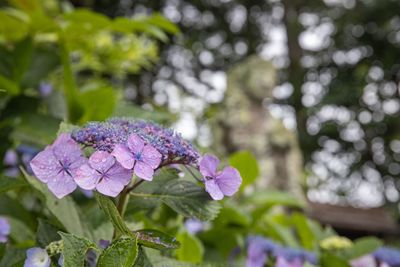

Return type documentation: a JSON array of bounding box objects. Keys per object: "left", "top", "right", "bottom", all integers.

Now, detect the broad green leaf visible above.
[
  {"left": 139, "top": 248, "right": 196, "bottom": 267},
  {"left": 22, "top": 169, "right": 87, "bottom": 237},
  {"left": 0, "top": 195, "right": 36, "bottom": 228},
  {"left": 94, "top": 193, "right": 134, "bottom": 238},
  {"left": 343, "top": 237, "right": 383, "bottom": 260},
  {"left": 0, "top": 176, "right": 27, "bottom": 195},
  {"left": 228, "top": 151, "right": 259, "bottom": 189},
  {"left": 245, "top": 190, "right": 305, "bottom": 208},
  {"left": 78, "top": 87, "right": 116, "bottom": 123},
  {"left": 176, "top": 231, "right": 204, "bottom": 264},
  {"left": 262, "top": 216, "right": 298, "bottom": 248},
  {"left": 0, "top": 10, "right": 29, "bottom": 42},
  {"left": 59, "top": 232, "right": 98, "bottom": 267},
  {"left": 36, "top": 220, "right": 62, "bottom": 247},
  {"left": 146, "top": 14, "right": 180, "bottom": 34},
  {"left": 12, "top": 37, "right": 33, "bottom": 83},
  {"left": 0, "top": 246, "right": 26, "bottom": 267},
  {"left": 63, "top": 9, "right": 110, "bottom": 30},
  {"left": 7, "top": 217, "right": 35, "bottom": 243},
  {"left": 97, "top": 236, "right": 138, "bottom": 267},
  {"left": 135, "top": 230, "right": 180, "bottom": 250},
  {"left": 129, "top": 170, "right": 221, "bottom": 221},
  {"left": 213, "top": 205, "right": 250, "bottom": 228},
  {"left": 0, "top": 75, "right": 19, "bottom": 95},
  {"left": 292, "top": 212, "right": 315, "bottom": 250}
]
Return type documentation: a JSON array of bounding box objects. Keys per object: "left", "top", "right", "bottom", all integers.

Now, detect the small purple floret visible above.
[
  {"left": 0, "top": 217, "right": 10, "bottom": 243},
  {"left": 112, "top": 134, "right": 161, "bottom": 181},
  {"left": 74, "top": 151, "right": 132, "bottom": 197},
  {"left": 30, "top": 134, "right": 86, "bottom": 199},
  {"left": 199, "top": 154, "right": 242, "bottom": 200},
  {"left": 23, "top": 247, "right": 50, "bottom": 267},
  {"left": 374, "top": 247, "right": 400, "bottom": 267}
]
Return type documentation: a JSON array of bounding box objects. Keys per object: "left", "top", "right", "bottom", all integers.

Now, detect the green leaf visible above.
[
  {"left": 7, "top": 217, "right": 35, "bottom": 243},
  {"left": 146, "top": 14, "right": 180, "bottom": 34},
  {"left": 343, "top": 237, "right": 383, "bottom": 260},
  {"left": 21, "top": 169, "right": 87, "bottom": 237},
  {"left": 292, "top": 212, "right": 315, "bottom": 250},
  {"left": 97, "top": 236, "right": 138, "bottom": 267},
  {"left": 94, "top": 192, "right": 134, "bottom": 238},
  {"left": 246, "top": 190, "right": 305, "bottom": 208},
  {"left": 36, "top": 220, "right": 62, "bottom": 247},
  {"left": 213, "top": 205, "right": 250, "bottom": 228},
  {"left": 57, "top": 121, "right": 78, "bottom": 136},
  {"left": 0, "top": 246, "right": 26, "bottom": 267},
  {"left": 139, "top": 248, "right": 196, "bottom": 267},
  {"left": 0, "top": 176, "right": 27, "bottom": 195},
  {"left": 59, "top": 232, "right": 98, "bottom": 267},
  {"left": 129, "top": 170, "right": 221, "bottom": 221},
  {"left": 320, "top": 252, "right": 349, "bottom": 267},
  {"left": 135, "top": 230, "right": 180, "bottom": 250},
  {"left": 0, "top": 74, "right": 19, "bottom": 95},
  {"left": 12, "top": 37, "right": 33, "bottom": 83},
  {"left": 0, "top": 10, "right": 29, "bottom": 42},
  {"left": 176, "top": 231, "right": 203, "bottom": 264},
  {"left": 228, "top": 151, "right": 259, "bottom": 189},
  {"left": 78, "top": 87, "right": 116, "bottom": 123}
]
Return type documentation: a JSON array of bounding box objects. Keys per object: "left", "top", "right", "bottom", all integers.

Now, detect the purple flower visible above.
[
  {"left": 111, "top": 134, "right": 161, "bottom": 181},
  {"left": 350, "top": 255, "right": 377, "bottom": 267},
  {"left": 374, "top": 247, "right": 400, "bottom": 267},
  {"left": 0, "top": 217, "right": 10, "bottom": 243},
  {"left": 75, "top": 151, "right": 132, "bottom": 197},
  {"left": 23, "top": 247, "right": 50, "bottom": 267},
  {"left": 246, "top": 239, "right": 268, "bottom": 267},
  {"left": 39, "top": 82, "right": 53, "bottom": 97},
  {"left": 276, "top": 256, "right": 303, "bottom": 267},
  {"left": 3, "top": 149, "right": 18, "bottom": 166},
  {"left": 185, "top": 219, "right": 205, "bottom": 234},
  {"left": 30, "top": 134, "right": 86, "bottom": 198},
  {"left": 199, "top": 154, "right": 242, "bottom": 200}
]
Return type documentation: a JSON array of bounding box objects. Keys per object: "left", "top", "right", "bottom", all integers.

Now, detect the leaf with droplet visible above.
[{"left": 135, "top": 229, "right": 180, "bottom": 250}]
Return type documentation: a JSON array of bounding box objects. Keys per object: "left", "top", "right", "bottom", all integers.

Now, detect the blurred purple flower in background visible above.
[
  {"left": 0, "top": 217, "right": 10, "bottom": 243},
  {"left": 39, "top": 82, "right": 53, "bottom": 97},
  {"left": 112, "top": 133, "right": 161, "bottom": 181},
  {"left": 3, "top": 145, "right": 39, "bottom": 177},
  {"left": 30, "top": 134, "right": 86, "bottom": 198},
  {"left": 199, "top": 154, "right": 242, "bottom": 200},
  {"left": 75, "top": 151, "right": 132, "bottom": 197},
  {"left": 246, "top": 236, "right": 280, "bottom": 267},
  {"left": 350, "top": 255, "right": 377, "bottom": 267},
  {"left": 184, "top": 219, "right": 205, "bottom": 234},
  {"left": 23, "top": 247, "right": 50, "bottom": 267},
  {"left": 275, "top": 256, "right": 303, "bottom": 267},
  {"left": 373, "top": 247, "right": 400, "bottom": 267}
]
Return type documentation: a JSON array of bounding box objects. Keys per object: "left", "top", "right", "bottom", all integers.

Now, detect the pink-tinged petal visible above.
[
  {"left": 47, "top": 172, "right": 77, "bottom": 199},
  {"left": 51, "top": 133, "right": 83, "bottom": 164},
  {"left": 75, "top": 164, "right": 101, "bottom": 190},
  {"left": 0, "top": 218, "right": 10, "bottom": 236},
  {"left": 127, "top": 134, "right": 144, "bottom": 154},
  {"left": 106, "top": 164, "right": 133, "bottom": 187},
  {"left": 141, "top": 145, "right": 162, "bottom": 169},
  {"left": 88, "top": 151, "right": 115, "bottom": 173},
  {"left": 96, "top": 177, "right": 125, "bottom": 197},
  {"left": 204, "top": 179, "right": 224, "bottom": 200},
  {"left": 350, "top": 255, "right": 377, "bottom": 267},
  {"left": 0, "top": 236, "right": 7, "bottom": 243},
  {"left": 215, "top": 167, "right": 242, "bottom": 196},
  {"left": 111, "top": 144, "right": 135, "bottom": 169},
  {"left": 199, "top": 154, "right": 219, "bottom": 178},
  {"left": 30, "top": 148, "right": 60, "bottom": 183},
  {"left": 134, "top": 161, "right": 154, "bottom": 181},
  {"left": 276, "top": 257, "right": 303, "bottom": 267}
]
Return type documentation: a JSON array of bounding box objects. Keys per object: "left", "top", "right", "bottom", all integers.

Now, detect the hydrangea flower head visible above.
[
  {"left": 23, "top": 247, "right": 51, "bottom": 267},
  {"left": 199, "top": 154, "right": 242, "bottom": 200},
  {"left": 373, "top": 247, "right": 400, "bottom": 267},
  {"left": 350, "top": 255, "right": 377, "bottom": 267},
  {"left": 30, "top": 134, "right": 86, "bottom": 198},
  {"left": 274, "top": 247, "right": 317, "bottom": 265},
  {"left": 75, "top": 151, "right": 132, "bottom": 197},
  {"left": 71, "top": 118, "right": 200, "bottom": 165},
  {"left": 0, "top": 217, "right": 10, "bottom": 243},
  {"left": 112, "top": 133, "right": 161, "bottom": 181},
  {"left": 276, "top": 256, "right": 303, "bottom": 267}
]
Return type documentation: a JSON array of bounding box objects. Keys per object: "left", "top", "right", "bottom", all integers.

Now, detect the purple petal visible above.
[
  {"left": 127, "top": 134, "right": 144, "bottom": 154},
  {"left": 141, "top": 145, "right": 162, "bottom": 169},
  {"left": 199, "top": 154, "right": 219, "bottom": 178},
  {"left": 246, "top": 241, "right": 268, "bottom": 267},
  {"left": 0, "top": 235, "right": 7, "bottom": 243},
  {"left": 3, "top": 149, "right": 18, "bottom": 166},
  {"left": 106, "top": 164, "right": 132, "bottom": 186},
  {"left": 51, "top": 134, "right": 84, "bottom": 165},
  {"left": 47, "top": 172, "right": 77, "bottom": 199},
  {"left": 30, "top": 148, "right": 60, "bottom": 183},
  {"left": 24, "top": 247, "right": 51, "bottom": 267},
  {"left": 350, "top": 255, "right": 377, "bottom": 267},
  {"left": 75, "top": 164, "right": 101, "bottom": 190},
  {"left": 88, "top": 151, "right": 115, "bottom": 173},
  {"left": 276, "top": 257, "right": 303, "bottom": 267},
  {"left": 96, "top": 177, "right": 125, "bottom": 197},
  {"left": 204, "top": 179, "right": 224, "bottom": 200},
  {"left": 215, "top": 167, "right": 242, "bottom": 196},
  {"left": 111, "top": 144, "right": 135, "bottom": 169},
  {"left": 0, "top": 217, "right": 10, "bottom": 236},
  {"left": 134, "top": 161, "right": 154, "bottom": 181}
]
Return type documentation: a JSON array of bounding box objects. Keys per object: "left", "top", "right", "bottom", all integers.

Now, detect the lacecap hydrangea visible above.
[{"left": 30, "top": 118, "right": 242, "bottom": 200}]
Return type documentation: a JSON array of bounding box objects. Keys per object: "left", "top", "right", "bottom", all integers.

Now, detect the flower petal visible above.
[
  {"left": 51, "top": 133, "right": 84, "bottom": 165},
  {"left": 199, "top": 154, "right": 219, "bottom": 178},
  {"left": 47, "top": 172, "right": 77, "bottom": 199},
  {"left": 75, "top": 164, "right": 101, "bottom": 190},
  {"left": 215, "top": 167, "right": 242, "bottom": 196},
  {"left": 96, "top": 177, "right": 125, "bottom": 197},
  {"left": 0, "top": 218, "right": 10, "bottom": 236},
  {"left": 141, "top": 145, "right": 162, "bottom": 169},
  {"left": 24, "top": 247, "right": 51, "bottom": 267},
  {"left": 111, "top": 144, "right": 135, "bottom": 169},
  {"left": 204, "top": 179, "right": 224, "bottom": 200},
  {"left": 106, "top": 163, "right": 133, "bottom": 187},
  {"left": 127, "top": 134, "right": 144, "bottom": 154},
  {"left": 276, "top": 257, "right": 303, "bottom": 267},
  {"left": 30, "top": 148, "right": 60, "bottom": 183},
  {"left": 88, "top": 151, "right": 115, "bottom": 173},
  {"left": 134, "top": 161, "right": 154, "bottom": 181}
]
